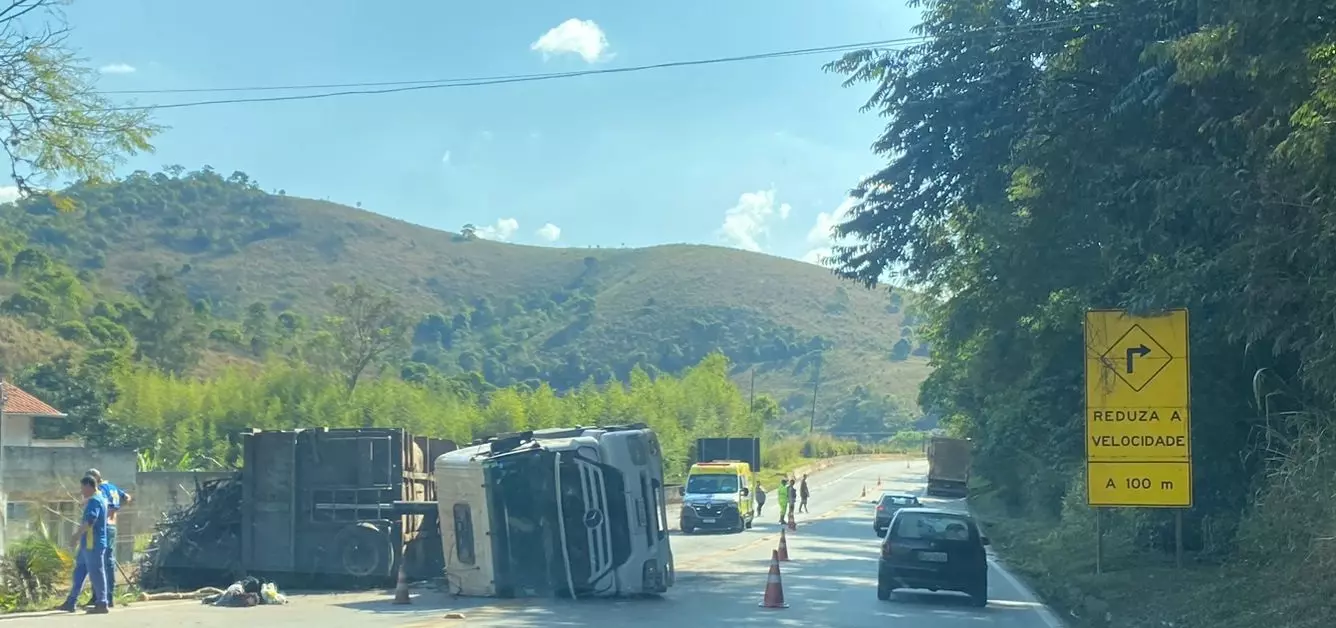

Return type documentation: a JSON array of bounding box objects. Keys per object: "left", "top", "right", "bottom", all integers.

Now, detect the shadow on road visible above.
[{"left": 347, "top": 508, "right": 1052, "bottom": 627}]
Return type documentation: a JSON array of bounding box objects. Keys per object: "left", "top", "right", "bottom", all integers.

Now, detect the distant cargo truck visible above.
[{"left": 926, "top": 437, "right": 971, "bottom": 497}]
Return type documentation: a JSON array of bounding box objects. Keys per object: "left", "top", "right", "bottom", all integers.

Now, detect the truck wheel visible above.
[{"left": 334, "top": 522, "right": 393, "bottom": 578}]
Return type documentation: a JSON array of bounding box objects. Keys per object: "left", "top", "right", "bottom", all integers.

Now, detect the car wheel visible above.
[
  {"left": 876, "top": 578, "right": 892, "bottom": 601},
  {"left": 967, "top": 575, "right": 988, "bottom": 607},
  {"left": 681, "top": 525, "right": 694, "bottom": 535}
]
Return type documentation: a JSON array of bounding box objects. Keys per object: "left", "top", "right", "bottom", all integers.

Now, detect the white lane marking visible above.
[
  {"left": 812, "top": 459, "right": 927, "bottom": 492},
  {"left": 844, "top": 462, "right": 1066, "bottom": 627},
  {"left": 989, "top": 558, "right": 1066, "bottom": 628}
]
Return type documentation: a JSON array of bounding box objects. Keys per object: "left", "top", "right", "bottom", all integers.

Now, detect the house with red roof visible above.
[{"left": 0, "top": 381, "right": 81, "bottom": 447}]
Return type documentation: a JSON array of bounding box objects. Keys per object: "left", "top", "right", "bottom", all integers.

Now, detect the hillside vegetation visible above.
[
  {"left": 0, "top": 168, "right": 931, "bottom": 432},
  {"left": 827, "top": 1, "right": 1336, "bottom": 626}
]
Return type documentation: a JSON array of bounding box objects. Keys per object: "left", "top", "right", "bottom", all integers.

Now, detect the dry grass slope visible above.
[{"left": 55, "top": 193, "right": 933, "bottom": 406}]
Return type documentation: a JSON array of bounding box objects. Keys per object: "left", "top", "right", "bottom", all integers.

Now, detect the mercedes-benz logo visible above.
[{"left": 583, "top": 509, "right": 604, "bottom": 528}]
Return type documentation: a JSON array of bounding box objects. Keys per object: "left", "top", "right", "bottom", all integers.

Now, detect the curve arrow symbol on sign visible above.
[{"left": 1125, "top": 344, "right": 1151, "bottom": 374}]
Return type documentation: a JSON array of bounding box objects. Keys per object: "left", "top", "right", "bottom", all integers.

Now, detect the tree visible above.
[
  {"left": 0, "top": 1, "right": 160, "bottom": 205},
  {"left": 126, "top": 270, "right": 204, "bottom": 374},
  {"left": 823, "top": 0, "right": 1336, "bottom": 539},
  {"left": 243, "top": 301, "right": 272, "bottom": 356},
  {"left": 889, "top": 339, "right": 911, "bottom": 362},
  {"left": 460, "top": 224, "right": 478, "bottom": 240},
  {"left": 323, "top": 281, "right": 408, "bottom": 392}
]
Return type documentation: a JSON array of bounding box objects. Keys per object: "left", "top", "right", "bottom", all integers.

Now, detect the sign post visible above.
[{"left": 1084, "top": 309, "right": 1192, "bottom": 567}]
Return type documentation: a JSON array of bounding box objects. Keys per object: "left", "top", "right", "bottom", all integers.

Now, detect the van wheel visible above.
[{"left": 876, "top": 578, "right": 892, "bottom": 601}]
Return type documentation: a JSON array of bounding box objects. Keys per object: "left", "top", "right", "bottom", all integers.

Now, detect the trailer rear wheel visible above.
[{"left": 335, "top": 522, "right": 394, "bottom": 578}]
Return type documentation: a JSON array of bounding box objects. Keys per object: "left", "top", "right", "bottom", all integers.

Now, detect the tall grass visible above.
[{"left": 0, "top": 522, "right": 73, "bottom": 612}]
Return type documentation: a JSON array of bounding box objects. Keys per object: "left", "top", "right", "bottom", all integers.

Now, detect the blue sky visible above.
[{"left": 63, "top": 1, "right": 919, "bottom": 264}]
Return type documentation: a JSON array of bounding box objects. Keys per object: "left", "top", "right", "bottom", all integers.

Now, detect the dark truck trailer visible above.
[
  {"left": 694, "top": 437, "right": 762, "bottom": 470},
  {"left": 926, "top": 436, "right": 971, "bottom": 497},
  {"left": 240, "top": 427, "right": 457, "bottom": 584}
]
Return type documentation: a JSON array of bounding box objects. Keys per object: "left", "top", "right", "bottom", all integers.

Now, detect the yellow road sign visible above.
[
  {"left": 1087, "top": 461, "right": 1191, "bottom": 508},
  {"left": 1084, "top": 309, "right": 1191, "bottom": 508}
]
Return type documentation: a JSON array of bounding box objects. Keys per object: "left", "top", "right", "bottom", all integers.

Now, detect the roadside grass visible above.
[{"left": 973, "top": 498, "right": 1335, "bottom": 628}]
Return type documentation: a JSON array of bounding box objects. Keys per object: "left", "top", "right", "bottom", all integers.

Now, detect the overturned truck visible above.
[
  {"left": 140, "top": 428, "right": 457, "bottom": 590},
  {"left": 434, "top": 424, "right": 674, "bottom": 598}
]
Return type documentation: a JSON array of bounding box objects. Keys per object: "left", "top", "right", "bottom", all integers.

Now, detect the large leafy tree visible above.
[
  {"left": 0, "top": 0, "right": 159, "bottom": 204},
  {"left": 824, "top": 0, "right": 1336, "bottom": 531}
]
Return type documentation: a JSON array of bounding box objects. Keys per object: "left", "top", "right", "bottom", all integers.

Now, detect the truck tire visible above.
[{"left": 334, "top": 522, "right": 394, "bottom": 578}]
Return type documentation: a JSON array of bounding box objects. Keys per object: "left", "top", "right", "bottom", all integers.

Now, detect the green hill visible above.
[{"left": 1, "top": 168, "right": 931, "bottom": 430}]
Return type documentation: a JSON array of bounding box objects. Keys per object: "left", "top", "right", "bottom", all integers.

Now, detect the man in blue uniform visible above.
[
  {"left": 85, "top": 468, "right": 131, "bottom": 607},
  {"left": 59, "top": 475, "right": 110, "bottom": 613}
]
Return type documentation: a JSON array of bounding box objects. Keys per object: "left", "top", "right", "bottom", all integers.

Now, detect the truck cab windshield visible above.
[{"left": 686, "top": 475, "right": 738, "bottom": 494}]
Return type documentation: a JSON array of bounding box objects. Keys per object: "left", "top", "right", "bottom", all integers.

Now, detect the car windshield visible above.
[
  {"left": 882, "top": 496, "right": 917, "bottom": 506},
  {"left": 891, "top": 512, "right": 974, "bottom": 541},
  {"left": 686, "top": 475, "right": 738, "bottom": 494}
]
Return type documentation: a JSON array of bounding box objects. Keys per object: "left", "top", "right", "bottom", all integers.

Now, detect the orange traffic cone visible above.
[
  {"left": 877, "top": 475, "right": 883, "bottom": 487},
  {"left": 861, "top": 485, "right": 867, "bottom": 498},
  {"left": 777, "top": 528, "right": 790, "bottom": 561},
  {"left": 758, "top": 549, "right": 789, "bottom": 609},
  {"left": 392, "top": 559, "right": 411, "bottom": 605},
  {"left": 787, "top": 510, "right": 797, "bottom": 531}
]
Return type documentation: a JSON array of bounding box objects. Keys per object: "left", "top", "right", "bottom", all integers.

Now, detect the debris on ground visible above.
[
  {"left": 137, "top": 474, "right": 244, "bottom": 591},
  {"left": 201, "top": 576, "right": 289, "bottom": 607},
  {"left": 138, "top": 586, "right": 226, "bottom": 601}
]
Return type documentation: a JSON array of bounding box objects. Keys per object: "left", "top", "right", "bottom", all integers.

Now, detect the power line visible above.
[{"left": 93, "top": 13, "right": 1116, "bottom": 113}]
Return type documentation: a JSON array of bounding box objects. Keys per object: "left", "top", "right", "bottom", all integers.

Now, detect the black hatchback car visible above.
[
  {"left": 877, "top": 507, "right": 990, "bottom": 607},
  {"left": 874, "top": 493, "right": 921, "bottom": 536}
]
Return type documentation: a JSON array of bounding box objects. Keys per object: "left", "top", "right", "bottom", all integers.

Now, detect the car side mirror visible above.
[
  {"left": 740, "top": 487, "right": 750, "bottom": 497},
  {"left": 980, "top": 536, "right": 991, "bottom": 546},
  {"left": 678, "top": 486, "right": 686, "bottom": 497}
]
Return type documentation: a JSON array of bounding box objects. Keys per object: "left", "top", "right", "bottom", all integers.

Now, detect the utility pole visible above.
[
  {"left": 0, "top": 380, "right": 9, "bottom": 556},
  {"left": 748, "top": 367, "right": 756, "bottom": 422},
  {"left": 808, "top": 354, "right": 822, "bottom": 435}
]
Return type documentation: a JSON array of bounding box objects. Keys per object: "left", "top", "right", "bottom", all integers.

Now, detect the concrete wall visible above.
[
  {"left": 1, "top": 446, "right": 137, "bottom": 557},
  {"left": 133, "top": 471, "right": 234, "bottom": 529}
]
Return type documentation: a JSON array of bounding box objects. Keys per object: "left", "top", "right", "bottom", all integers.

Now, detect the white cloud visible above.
[
  {"left": 718, "top": 189, "right": 792, "bottom": 253},
  {"left": 0, "top": 186, "right": 18, "bottom": 204},
  {"left": 530, "top": 19, "right": 611, "bottom": 63},
  {"left": 476, "top": 218, "right": 520, "bottom": 242},
  {"left": 99, "top": 63, "right": 136, "bottom": 74},
  {"left": 536, "top": 223, "right": 562, "bottom": 242},
  {"left": 802, "top": 197, "right": 857, "bottom": 265}
]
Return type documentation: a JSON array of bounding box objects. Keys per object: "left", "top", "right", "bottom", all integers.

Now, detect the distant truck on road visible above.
[{"left": 925, "top": 436, "right": 971, "bottom": 497}]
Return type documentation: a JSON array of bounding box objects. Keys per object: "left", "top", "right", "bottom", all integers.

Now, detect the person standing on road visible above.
[
  {"left": 776, "top": 479, "right": 790, "bottom": 525},
  {"left": 799, "top": 474, "right": 810, "bottom": 513},
  {"left": 780, "top": 475, "right": 790, "bottom": 521},
  {"left": 755, "top": 483, "right": 767, "bottom": 517},
  {"left": 59, "top": 475, "right": 111, "bottom": 614},
  {"left": 85, "top": 468, "right": 131, "bottom": 608}
]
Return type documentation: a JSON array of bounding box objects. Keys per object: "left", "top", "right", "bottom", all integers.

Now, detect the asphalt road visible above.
[{"left": 5, "top": 458, "right": 1065, "bottom": 627}]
